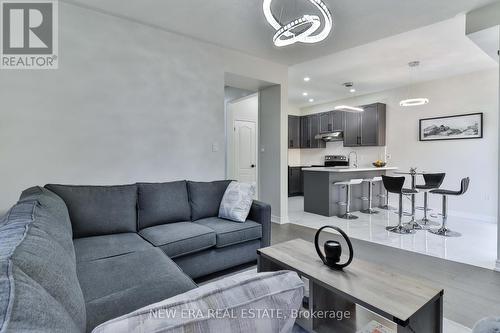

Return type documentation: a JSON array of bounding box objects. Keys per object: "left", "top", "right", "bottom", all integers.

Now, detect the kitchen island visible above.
[{"left": 302, "top": 166, "right": 398, "bottom": 217}]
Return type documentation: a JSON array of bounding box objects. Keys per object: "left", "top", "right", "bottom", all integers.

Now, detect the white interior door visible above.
[{"left": 234, "top": 120, "right": 257, "bottom": 184}]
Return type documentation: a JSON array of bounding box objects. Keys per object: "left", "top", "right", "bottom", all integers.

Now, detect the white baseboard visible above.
[{"left": 271, "top": 215, "right": 289, "bottom": 224}]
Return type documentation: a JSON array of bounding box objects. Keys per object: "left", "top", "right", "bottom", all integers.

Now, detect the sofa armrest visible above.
[
  {"left": 247, "top": 200, "right": 271, "bottom": 247},
  {"left": 92, "top": 271, "right": 304, "bottom": 333}
]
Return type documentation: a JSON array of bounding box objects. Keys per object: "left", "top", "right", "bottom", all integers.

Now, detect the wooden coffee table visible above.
[{"left": 257, "top": 239, "right": 443, "bottom": 333}]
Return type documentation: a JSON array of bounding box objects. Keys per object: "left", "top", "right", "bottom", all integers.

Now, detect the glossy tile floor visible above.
[{"left": 288, "top": 196, "right": 498, "bottom": 270}]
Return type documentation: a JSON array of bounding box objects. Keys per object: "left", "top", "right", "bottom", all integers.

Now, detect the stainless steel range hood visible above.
[{"left": 314, "top": 131, "right": 344, "bottom": 142}]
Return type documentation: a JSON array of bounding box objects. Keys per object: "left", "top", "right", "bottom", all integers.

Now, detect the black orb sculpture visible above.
[{"left": 314, "top": 226, "right": 354, "bottom": 270}]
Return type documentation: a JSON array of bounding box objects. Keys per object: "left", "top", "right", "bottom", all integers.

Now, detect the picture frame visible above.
[{"left": 419, "top": 113, "right": 483, "bottom": 141}]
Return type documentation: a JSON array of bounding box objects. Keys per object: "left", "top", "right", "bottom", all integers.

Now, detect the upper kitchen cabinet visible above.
[
  {"left": 319, "top": 112, "right": 333, "bottom": 133},
  {"left": 332, "top": 111, "right": 345, "bottom": 132},
  {"left": 299, "top": 114, "right": 325, "bottom": 149},
  {"left": 300, "top": 115, "right": 310, "bottom": 148},
  {"left": 288, "top": 115, "right": 301, "bottom": 149},
  {"left": 319, "top": 111, "right": 344, "bottom": 133},
  {"left": 344, "top": 103, "right": 386, "bottom": 147},
  {"left": 310, "top": 114, "right": 325, "bottom": 148}
]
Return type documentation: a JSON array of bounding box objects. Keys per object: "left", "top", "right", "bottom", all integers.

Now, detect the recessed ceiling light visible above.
[
  {"left": 308, "top": 98, "right": 314, "bottom": 103},
  {"left": 302, "top": 92, "right": 308, "bottom": 96},
  {"left": 334, "top": 105, "right": 364, "bottom": 112},
  {"left": 304, "top": 77, "right": 311, "bottom": 82}
]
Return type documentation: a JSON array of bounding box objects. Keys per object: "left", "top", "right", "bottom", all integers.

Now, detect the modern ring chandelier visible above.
[{"left": 263, "top": 0, "right": 333, "bottom": 47}]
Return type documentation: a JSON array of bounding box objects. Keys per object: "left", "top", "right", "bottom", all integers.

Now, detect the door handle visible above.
[{"left": 251, "top": 164, "right": 255, "bottom": 168}]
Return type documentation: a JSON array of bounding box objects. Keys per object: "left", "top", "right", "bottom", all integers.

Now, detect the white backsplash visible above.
[
  {"left": 289, "top": 141, "right": 387, "bottom": 167},
  {"left": 288, "top": 149, "right": 302, "bottom": 166}
]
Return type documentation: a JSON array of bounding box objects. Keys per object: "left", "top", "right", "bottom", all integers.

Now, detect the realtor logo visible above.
[{"left": 1, "top": 0, "right": 58, "bottom": 69}]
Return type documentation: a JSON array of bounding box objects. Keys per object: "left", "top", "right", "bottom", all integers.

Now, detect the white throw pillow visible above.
[
  {"left": 218, "top": 181, "right": 256, "bottom": 222},
  {"left": 92, "top": 270, "right": 304, "bottom": 333}
]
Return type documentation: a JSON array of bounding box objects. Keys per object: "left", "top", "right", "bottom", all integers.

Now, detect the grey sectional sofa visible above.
[{"left": 0, "top": 180, "right": 271, "bottom": 333}]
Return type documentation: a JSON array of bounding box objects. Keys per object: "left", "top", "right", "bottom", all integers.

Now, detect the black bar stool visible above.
[
  {"left": 415, "top": 173, "right": 446, "bottom": 227},
  {"left": 429, "top": 177, "right": 470, "bottom": 237},
  {"left": 382, "top": 176, "right": 417, "bottom": 234}
]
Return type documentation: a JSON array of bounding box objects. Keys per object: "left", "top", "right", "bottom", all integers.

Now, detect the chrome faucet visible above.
[{"left": 348, "top": 151, "right": 358, "bottom": 168}]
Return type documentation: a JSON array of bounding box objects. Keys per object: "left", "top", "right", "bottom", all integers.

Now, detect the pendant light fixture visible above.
[
  {"left": 400, "top": 61, "right": 429, "bottom": 107},
  {"left": 334, "top": 82, "right": 364, "bottom": 112},
  {"left": 263, "top": 0, "right": 333, "bottom": 47}
]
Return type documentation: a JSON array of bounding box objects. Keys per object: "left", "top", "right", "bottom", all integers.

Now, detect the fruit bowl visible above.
[{"left": 372, "top": 161, "right": 387, "bottom": 168}]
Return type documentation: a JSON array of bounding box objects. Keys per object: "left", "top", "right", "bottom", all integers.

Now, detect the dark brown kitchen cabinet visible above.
[
  {"left": 288, "top": 115, "right": 301, "bottom": 148},
  {"left": 343, "top": 103, "right": 386, "bottom": 147},
  {"left": 288, "top": 167, "right": 303, "bottom": 196}
]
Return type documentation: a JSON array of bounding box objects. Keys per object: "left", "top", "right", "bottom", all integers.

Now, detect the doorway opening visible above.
[
  {"left": 226, "top": 92, "right": 259, "bottom": 194},
  {"left": 224, "top": 73, "right": 281, "bottom": 208}
]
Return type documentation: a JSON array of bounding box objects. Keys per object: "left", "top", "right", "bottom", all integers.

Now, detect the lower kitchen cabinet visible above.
[{"left": 288, "top": 167, "right": 303, "bottom": 196}]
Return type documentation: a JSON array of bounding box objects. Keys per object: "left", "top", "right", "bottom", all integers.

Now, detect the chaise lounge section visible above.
[{"left": 0, "top": 180, "right": 271, "bottom": 332}]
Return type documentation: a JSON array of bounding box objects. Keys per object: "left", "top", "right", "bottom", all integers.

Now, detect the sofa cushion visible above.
[
  {"left": 91, "top": 270, "right": 304, "bottom": 333},
  {"left": 139, "top": 222, "right": 216, "bottom": 258},
  {"left": 45, "top": 184, "right": 138, "bottom": 238},
  {"left": 0, "top": 200, "right": 86, "bottom": 333},
  {"left": 77, "top": 248, "right": 197, "bottom": 332},
  {"left": 187, "top": 180, "right": 232, "bottom": 221},
  {"left": 74, "top": 233, "right": 153, "bottom": 263},
  {"left": 195, "top": 217, "right": 262, "bottom": 248},
  {"left": 137, "top": 181, "right": 191, "bottom": 229}
]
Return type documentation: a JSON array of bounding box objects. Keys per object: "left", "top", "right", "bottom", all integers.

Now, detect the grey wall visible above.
[
  {"left": 259, "top": 85, "right": 282, "bottom": 220},
  {"left": 0, "top": 2, "right": 288, "bottom": 213},
  {"left": 224, "top": 87, "right": 255, "bottom": 104}
]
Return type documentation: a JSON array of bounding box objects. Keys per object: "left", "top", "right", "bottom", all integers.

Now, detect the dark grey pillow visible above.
[
  {"left": 187, "top": 180, "right": 232, "bottom": 221},
  {"left": 45, "top": 184, "right": 137, "bottom": 238},
  {"left": 137, "top": 181, "right": 191, "bottom": 229}
]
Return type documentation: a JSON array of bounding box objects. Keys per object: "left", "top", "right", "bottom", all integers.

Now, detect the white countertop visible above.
[{"left": 302, "top": 166, "right": 398, "bottom": 173}]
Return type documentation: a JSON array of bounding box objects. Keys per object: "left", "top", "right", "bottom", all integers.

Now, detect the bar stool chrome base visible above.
[
  {"left": 339, "top": 213, "right": 359, "bottom": 220},
  {"left": 386, "top": 225, "right": 415, "bottom": 234},
  {"left": 405, "top": 220, "right": 424, "bottom": 230},
  {"left": 361, "top": 208, "right": 379, "bottom": 214},
  {"left": 429, "top": 227, "right": 461, "bottom": 237},
  {"left": 419, "top": 218, "right": 440, "bottom": 227}
]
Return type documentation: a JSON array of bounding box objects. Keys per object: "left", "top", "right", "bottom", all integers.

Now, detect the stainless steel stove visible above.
[{"left": 324, "top": 155, "right": 349, "bottom": 168}]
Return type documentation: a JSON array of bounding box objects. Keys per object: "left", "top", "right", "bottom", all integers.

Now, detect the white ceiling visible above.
[
  {"left": 64, "top": 0, "right": 497, "bottom": 65},
  {"left": 289, "top": 15, "right": 499, "bottom": 108}
]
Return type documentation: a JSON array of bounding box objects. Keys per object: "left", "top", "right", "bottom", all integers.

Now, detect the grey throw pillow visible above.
[{"left": 218, "top": 181, "right": 256, "bottom": 222}]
